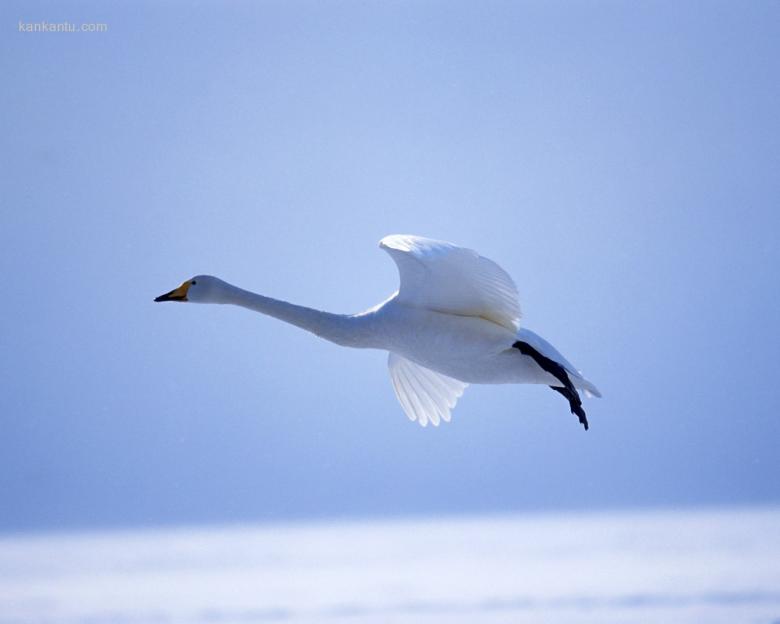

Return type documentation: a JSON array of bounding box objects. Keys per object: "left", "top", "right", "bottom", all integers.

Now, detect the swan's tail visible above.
[{"left": 574, "top": 376, "right": 602, "bottom": 399}]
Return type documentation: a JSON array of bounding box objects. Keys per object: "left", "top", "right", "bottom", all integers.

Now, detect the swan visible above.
[{"left": 155, "top": 235, "right": 601, "bottom": 429}]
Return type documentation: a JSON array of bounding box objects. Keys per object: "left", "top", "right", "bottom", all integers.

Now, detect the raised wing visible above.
[
  {"left": 380, "top": 235, "right": 521, "bottom": 331},
  {"left": 388, "top": 352, "right": 469, "bottom": 427}
]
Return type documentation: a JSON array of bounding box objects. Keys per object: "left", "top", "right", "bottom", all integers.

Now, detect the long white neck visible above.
[{"left": 216, "top": 281, "right": 376, "bottom": 349}]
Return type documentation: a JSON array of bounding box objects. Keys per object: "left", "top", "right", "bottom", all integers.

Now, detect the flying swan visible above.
[{"left": 156, "top": 235, "right": 601, "bottom": 429}]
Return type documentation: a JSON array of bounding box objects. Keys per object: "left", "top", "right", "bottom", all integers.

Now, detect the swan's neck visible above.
[{"left": 219, "top": 283, "right": 375, "bottom": 349}]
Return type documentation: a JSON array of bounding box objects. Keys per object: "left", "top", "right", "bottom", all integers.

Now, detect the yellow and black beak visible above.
[{"left": 155, "top": 281, "right": 191, "bottom": 302}]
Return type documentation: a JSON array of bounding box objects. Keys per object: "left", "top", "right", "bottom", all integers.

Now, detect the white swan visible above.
[{"left": 155, "top": 235, "right": 601, "bottom": 429}]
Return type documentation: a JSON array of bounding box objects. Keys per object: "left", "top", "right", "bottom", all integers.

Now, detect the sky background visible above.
[{"left": 1, "top": 0, "right": 778, "bottom": 533}]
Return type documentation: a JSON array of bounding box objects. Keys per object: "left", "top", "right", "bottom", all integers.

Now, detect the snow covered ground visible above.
[{"left": 1, "top": 507, "right": 779, "bottom": 624}]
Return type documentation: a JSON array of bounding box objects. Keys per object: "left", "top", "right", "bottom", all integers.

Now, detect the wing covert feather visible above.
[{"left": 379, "top": 235, "right": 521, "bottom": 331}]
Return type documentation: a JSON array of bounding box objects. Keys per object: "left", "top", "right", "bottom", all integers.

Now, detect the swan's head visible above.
[{"left": 154, "top": 275, "right": 228, "bottom": 304}]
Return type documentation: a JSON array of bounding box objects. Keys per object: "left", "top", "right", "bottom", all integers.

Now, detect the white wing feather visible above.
[
  {"left": 388, "top": 353, "right": 469, "bottom": 427},
  {"left": 380, "top": 235, "right": 521, "bottom": 331}
]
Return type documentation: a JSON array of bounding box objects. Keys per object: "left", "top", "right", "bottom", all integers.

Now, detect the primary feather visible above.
[{"left": 388, "top": 352, "right": 468, "bottom": 427}]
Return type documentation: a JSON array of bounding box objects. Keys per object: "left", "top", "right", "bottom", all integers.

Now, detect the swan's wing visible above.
[
  {"left": 388, "top": 352, "right": 469, "bottom": 427},
  {"left": 516, "top": 328, "right": 602, "bottom": 398},
  {"left": 380, "top": 234, "right": 521, "bottom": 331}
]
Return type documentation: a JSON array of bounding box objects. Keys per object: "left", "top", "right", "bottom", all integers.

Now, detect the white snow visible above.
[{"left": 1, "top": 506, "right": 779, "bottom": 623}]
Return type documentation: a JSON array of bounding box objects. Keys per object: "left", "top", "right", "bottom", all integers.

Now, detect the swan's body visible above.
[{"left": 156, "top": 235, "right": 600, "bottom": 428}]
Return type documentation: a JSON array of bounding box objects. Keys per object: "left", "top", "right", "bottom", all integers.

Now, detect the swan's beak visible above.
[{"left": 155, "top": 281, "right": 190, "bottom": 302}]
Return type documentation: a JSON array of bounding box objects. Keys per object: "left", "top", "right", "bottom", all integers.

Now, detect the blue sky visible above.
[{"left": 1, "top": 0, "right": 779, "bottom": 532}]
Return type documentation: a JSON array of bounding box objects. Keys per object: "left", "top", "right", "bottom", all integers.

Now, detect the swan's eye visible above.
[{"left": 191, "top": 280, "right": 197, "bottom": 285}]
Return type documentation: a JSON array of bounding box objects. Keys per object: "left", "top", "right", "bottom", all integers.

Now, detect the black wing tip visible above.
[
  {"left": 575, "top": 405, "right": 590, "bottom": 431},
  {"left": 514, "top": 340, "right": 591, "bottom": 431},
  {"left": 549, "top": 385, "right": 589, "bottom": 430}
]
